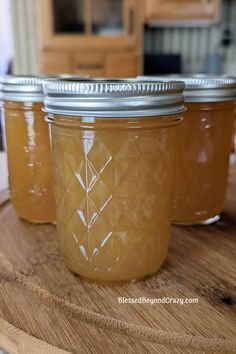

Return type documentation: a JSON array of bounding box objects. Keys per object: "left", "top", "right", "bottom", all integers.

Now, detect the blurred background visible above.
[
  {"left": 0, "top": 0, "right": 236, "bottom": 78},
  {"left": 0, "top": 0, "right": 236, "bottom": 172}
]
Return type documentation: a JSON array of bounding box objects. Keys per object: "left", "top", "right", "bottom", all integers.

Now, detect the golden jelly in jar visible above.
[
  {"left": 44, "top": 79, "right": 185, "bottom": 283},
  {"left": 139, "top": 76, "right": 236, "bottom": 225},
  {"left": 173, "top": 76, "right": 236, "bottom": 225},
  {"left": 1, "top": 76, "right": 56, "bottom": 223}
]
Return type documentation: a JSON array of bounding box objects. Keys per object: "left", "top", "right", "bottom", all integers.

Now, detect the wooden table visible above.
[{"left": 0, "top": 161, "right": 236, "bottom": 354}]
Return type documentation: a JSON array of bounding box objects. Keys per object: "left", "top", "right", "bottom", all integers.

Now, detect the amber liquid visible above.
[
  {"left": 4, "top": 101, "right": 56, "bottom": 223},
  {"left": 49, "top": 114, "right": 181, "bottom": 283},
  {"left": 232, "top": 106, "right": 236, "bottom": 155},
  {"left": 173, "top": 101, "right": 235, "bottom": 224}
]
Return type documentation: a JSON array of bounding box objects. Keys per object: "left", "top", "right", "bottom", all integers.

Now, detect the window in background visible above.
[
  {"left": 91, "top": 0, "right": 123, "bottom": 35},
  {"left": 53, "top": 0, "right": 85, "bottom": 33}
]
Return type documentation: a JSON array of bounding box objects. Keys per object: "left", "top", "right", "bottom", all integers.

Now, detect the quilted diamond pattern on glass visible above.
[
  {"left": 173, "top": 103, "right": 234, "bottom": 224},
  {"left": 52, "top": 119, "right": 178, "bottom": 282}
]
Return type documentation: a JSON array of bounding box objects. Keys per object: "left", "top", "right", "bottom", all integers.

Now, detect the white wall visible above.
[
  {"left": 0, "top": 152, "right": 8, "bottom": 190},
  {"left": 0, "top": 0, "right": 13, "bottom": 74},
  {"left": 10, "top": 0, "right": 38, "bottom": 74}
]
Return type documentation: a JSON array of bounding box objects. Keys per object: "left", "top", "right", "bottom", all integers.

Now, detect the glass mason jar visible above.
[
  {"left": 1, "top": 76, "right": 56, "bottom": 223},
  {"left": 43, "top": 79, "right": 185, "bottom": 283},
  {"left": 138, "top": 75, "right": 236, "bottom": 225}
]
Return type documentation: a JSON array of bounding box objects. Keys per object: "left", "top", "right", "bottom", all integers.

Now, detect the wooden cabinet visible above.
[
  {"left": 145, "top": 0, "right": 220, "bottom": 24},
  {"left": 106, "top": 53, "right": 139, "bottom": 77},
  {"left": 37, "top": 0, "right": 142, "bottom": 77},
  {"left": 40, "top": 52, "right": 71, "bottom": 74},
  {"left": 72, "top": 53, "right": 104, "bottom": 77},
  {"left": 40, "top": 51, "right": 140, "bottom": 78}
]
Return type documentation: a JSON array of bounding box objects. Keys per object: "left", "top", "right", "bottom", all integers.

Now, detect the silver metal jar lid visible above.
[
  {"left": 0, "top": 75, "right": 89, "bottom": 102},
  {"left": 0, "top": 75, "right": 57, "bottom": 102},
  {"left": 137, "top": 75, "right": 236, "bottom": 103},
  {"left": 43, "top": 79, "right": 186, "bottom": 117}
]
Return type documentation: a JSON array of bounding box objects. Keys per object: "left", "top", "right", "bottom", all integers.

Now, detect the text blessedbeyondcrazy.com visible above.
[{"left": 117, "top": 297, "right": 199, "bottom": 306}]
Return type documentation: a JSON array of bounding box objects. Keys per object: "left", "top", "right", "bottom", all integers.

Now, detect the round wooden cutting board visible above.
[{"left": 0, "top": 163, "right": 236, "bottom": 354}]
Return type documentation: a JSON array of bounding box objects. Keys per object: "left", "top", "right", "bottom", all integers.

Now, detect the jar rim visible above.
[{"left": 46, "top": 113, "right": 184, "bottom": 129}]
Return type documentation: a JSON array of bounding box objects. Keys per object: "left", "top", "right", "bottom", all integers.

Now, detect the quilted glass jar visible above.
[
  {"left": 138, "top": 76, "right": 236, "bottom": 225},
  {"left": 173, "top": 100, "right": 235, "bottom": 225},
  {"left": 1, "top": 76, "right": 56, "bottom": 223},
  {"left": 172, "top": 77, "right": 236, "bottom": 225},
  {"left": 44, "top": 79, "right": 185, "bottom": 283}
]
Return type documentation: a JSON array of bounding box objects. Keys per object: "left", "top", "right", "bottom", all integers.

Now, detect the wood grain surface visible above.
[{"left": 0, "top": 162, "right": 236, "bottom": 354}]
